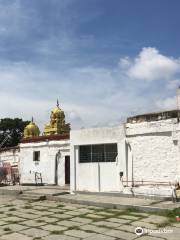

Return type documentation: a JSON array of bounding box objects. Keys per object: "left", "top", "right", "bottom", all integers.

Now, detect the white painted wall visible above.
[
  {"left": 70, "top": 126, "right": 126, "bottom": 193},
  {"left": 126, "top": 119, "right": 180, "bottom": 196},
  {"left": 19, "top": 140, "right": 70, "bottom": 185}
]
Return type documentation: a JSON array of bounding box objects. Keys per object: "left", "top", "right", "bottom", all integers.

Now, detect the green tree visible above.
[{"left": 0, "top": 118, "right": 30, "bottom": 148}]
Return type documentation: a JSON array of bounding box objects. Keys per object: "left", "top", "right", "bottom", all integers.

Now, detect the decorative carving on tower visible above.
[
  {"left": 24, "top": 117, "right": 40, "bottom": 138},
  {"left": 44, "top": 100, "right": 70, "bottom": 136}
]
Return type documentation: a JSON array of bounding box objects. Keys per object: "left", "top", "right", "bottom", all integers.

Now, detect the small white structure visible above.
[
  {"left": 0, "top": 147, "right": 19, "bottom": 167},
  {"left": 20, "top": 136, "right": 70, "bottom": 185},
  {"left": 70, "top": 126, "right": 126, "bottom": 192},
  {"left": 70, "top": 109, "right": 180, "bottom": 197}
]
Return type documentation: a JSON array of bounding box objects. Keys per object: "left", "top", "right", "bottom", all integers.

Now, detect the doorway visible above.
[{"left": 65, "top": 156, "right": 70, "bottom": 184}]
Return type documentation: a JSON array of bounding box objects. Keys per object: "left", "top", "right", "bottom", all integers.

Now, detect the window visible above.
[
  {"left": 79, "top": 143, "right": 117, "bottom": 163},
  {"left": 33, "top": 151, "right": 40, "bottom": 161}
]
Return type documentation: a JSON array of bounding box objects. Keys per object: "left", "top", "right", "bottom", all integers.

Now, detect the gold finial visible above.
[{"left": 57, "top": 99, "right": 59, "bottom": 108}]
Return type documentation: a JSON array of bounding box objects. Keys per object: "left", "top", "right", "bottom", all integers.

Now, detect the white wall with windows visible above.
[
  {"left": 70, "top": 126, "right": 126, "bottom": 192},
  {"left": 20, "top": 139, "right": 70, "bottom": 185}
]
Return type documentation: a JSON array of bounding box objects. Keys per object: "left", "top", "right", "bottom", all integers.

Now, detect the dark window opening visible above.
[
  {"left": 79, "top": 143, "right": 117, "bottom": 163},
  {"left": 33, "top": 151, "right": 40, "bottom": 161}
]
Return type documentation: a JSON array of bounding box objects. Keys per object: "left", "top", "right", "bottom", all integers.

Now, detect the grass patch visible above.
[
  {"left": 50, "top": 230, "right": 64, "bottom": 235},
  {"left": 57, "top": 204, "right": 64, "bottom": 208},
  {"left": 6, "top": 214, "right": 13, "bottom": 217},
  {"left": 9, "top": 208, "right": 16, "bottom": 211},
  {"left": 3, "top": 227, "right": 11, "bottom": 231},
  {"left": 6, "top": 204, "right": 14, "bottom": 207},
  {"left": 67, "top": 226, "right": 80, "bottom": 231},
  {"left": 156, "top": 220, "right": 172, "bottom": 228},
  {"left": 156, "top": 207, "right": 180, "bottom": 224},
  {"left": 35, "top": 219, "right": 45, "bottom": 223},
  {"left": 84, "top": 229, "right": 96, "bottom": 233},
  {"left": 23, "top": 205, "right": 33, "bottom": 209}
]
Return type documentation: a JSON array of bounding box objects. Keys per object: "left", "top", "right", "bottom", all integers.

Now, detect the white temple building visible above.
[{"left": 1, "top": 90, "right": 180, "bottom": 198}]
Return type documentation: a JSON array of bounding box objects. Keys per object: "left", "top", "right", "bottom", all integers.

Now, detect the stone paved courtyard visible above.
[{"left": 0, "top": 197, "right": 179, "bottom": 240}]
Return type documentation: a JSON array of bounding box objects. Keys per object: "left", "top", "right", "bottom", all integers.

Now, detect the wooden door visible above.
[{"left": 65, "top": 156, "right": 70, "bottom": 184}]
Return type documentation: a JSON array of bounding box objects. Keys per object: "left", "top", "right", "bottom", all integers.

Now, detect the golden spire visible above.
[
  {"left": 43, "top": 101, "right": 70, "bottom": 135},
  {"left": 57, "top": 99, "right": 59, "bottom": 108}
]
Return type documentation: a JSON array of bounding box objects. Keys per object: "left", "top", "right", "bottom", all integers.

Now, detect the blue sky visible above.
[{"left": 0, "top": 0, "right": 180, "bottom": 129}]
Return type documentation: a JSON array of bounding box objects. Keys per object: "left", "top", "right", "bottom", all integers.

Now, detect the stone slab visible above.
[
  {"left": 64, "top": 229, "right": 95, "bottom": 238},
  {"left": 0, "top": 232, "right": 33, "bottom": 240}
]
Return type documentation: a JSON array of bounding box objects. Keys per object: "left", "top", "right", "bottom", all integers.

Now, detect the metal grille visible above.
[{"left": 79, "top": 143, "right": 117, "bottom": 163}]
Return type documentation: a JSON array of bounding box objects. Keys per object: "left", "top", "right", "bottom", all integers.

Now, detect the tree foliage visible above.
[{"left": 0, "top": 118, "right": 30, "bottom": 148}]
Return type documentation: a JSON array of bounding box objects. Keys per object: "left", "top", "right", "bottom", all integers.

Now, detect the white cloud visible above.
[
  {"left": 156, "top": 96, "right": 177, "bottom": 110},
  {"left": 1, "top": 47, "right": 180, "bottom": 129},
  {"left": 166, "top": 79, "right": 180, "bottom": 90},
  {"left": 120, "top": 47, "right": 180, "bottom": 81}
]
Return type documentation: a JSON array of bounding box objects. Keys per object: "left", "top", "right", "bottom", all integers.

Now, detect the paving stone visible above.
[
  {"left": 71, "top": 217, "right": 93, "bottom": 224},
  {"left": 92, "top": 220, "right": 120, "bottom": 228},
  {"left": 40, "top": 216, "right": 59, "bottom": 223},
  {"left": 66, "top": 210, "right": 82, "bottom": 216},
  {"left": 0, "top": 232, "right": 33, "bottom": 240},
  {"left": 4, "top": 216, "right": 25, "bottom": 223},
  {"left": 53, "top": 213, "right": 72, "bottom": 219},
  {"left": 76, "top": 208, "right": 94, "bottom": 214},
  {"left": 33, "top": 206, "right": 48, "bottom": 211},
  {"left": 22, "top": 219, "right": 47, "bottom": 227},
  {"left": 0, "top": 229, "right": 12, "bottom": 236},
  {"left": 118, "top": 214, "right": 140, "bottom": 220},
  {"left": 17, "top": 212, "right": 39, "bottom": 219},
  {"left": 41, "top": 224, "right": 67, "bottom": 232},
  {"left": 80, "top": 224, "right": 109, "bottom": 234},
  {"left": 117, "top": 224, "right": 137, "bottom": 233},
  {"left": 86, "top": 234, "right": 116, "bottom": 240},
  {"left": 130, "top": 212, "right": 150, "bottom": 217},
  {"left": 4, "top": 223, "right": 28, "bottom": 231},
  {"left": 149, "top": 226, "right": 180, "bottom": 240},
  {"left": 44, "top": 235, "right": 79, "bottom": 240},
  {"left": 0, "top": 221, "right": 8, "bottom": 226},
  {"left": 138, "top": 236, "right": 168, "bottom": 240},
  {"left": 96, "top": 211, "right": 115, "bottom": 217},
  {"left": 20, "top": 227, "right": 49, "bottom": 238},
  {"left": 104, "top": 229, "right": 135, "bottom": 239},
  {"left": 64, "top": 229, "right": 95, "bottom": 238},
  {"left": 131, "top": 220, "right": 157, "bottom": 229},
  {"left": 107, "top": 217, "right": 131, "bottom": 224},
  {"left": 48, "top": 208, "right": 64, "bottom": 213},
  {"left": 141, "top": 215, "right": 169, "bottom": 224},
  {"left": 57, "top": 220, "right": 84, "bottom": 227},
  {"left": 85, "top": 214, "right": 105, "bottom": 219},
  {"left": 172, "top": 222, "right": 180, "bottom": 227},
  {"left": 62, "top": 206, "right": 80, "bottom": 211}
]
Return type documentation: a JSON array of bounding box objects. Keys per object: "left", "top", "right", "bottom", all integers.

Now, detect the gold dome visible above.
[{"left": 24, "top": 118, "right": 40, "bottom": 138}]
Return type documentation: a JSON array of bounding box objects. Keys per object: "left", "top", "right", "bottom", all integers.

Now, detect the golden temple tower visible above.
[{"left": 44, "top": 100, "right": 70, "bottom": 136}]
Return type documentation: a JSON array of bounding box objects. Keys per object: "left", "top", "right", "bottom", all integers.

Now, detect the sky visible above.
[{"left": 0, "top": 0, "right": 180, "bottom": 130}]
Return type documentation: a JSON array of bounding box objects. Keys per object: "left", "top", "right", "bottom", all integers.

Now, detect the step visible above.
[{"left": 18, "top": 194, "right": 46, "bottom": 201}]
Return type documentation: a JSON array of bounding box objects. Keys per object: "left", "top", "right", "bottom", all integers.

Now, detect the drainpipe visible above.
[{"left": 98, "top": 161, "right": 101, "bottom": 192}]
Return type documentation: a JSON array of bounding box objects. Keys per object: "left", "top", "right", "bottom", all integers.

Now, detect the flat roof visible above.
[
  {"left": 21, "top": 134, "right": 70, "bottom": 144},
  {"left": 127, "top": 109, "right": 179, "bottom": 123}
]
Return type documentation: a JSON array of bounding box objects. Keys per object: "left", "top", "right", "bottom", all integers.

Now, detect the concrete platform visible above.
[{"left": 51, "top": 193, "right": 180, "bottom": 212}]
